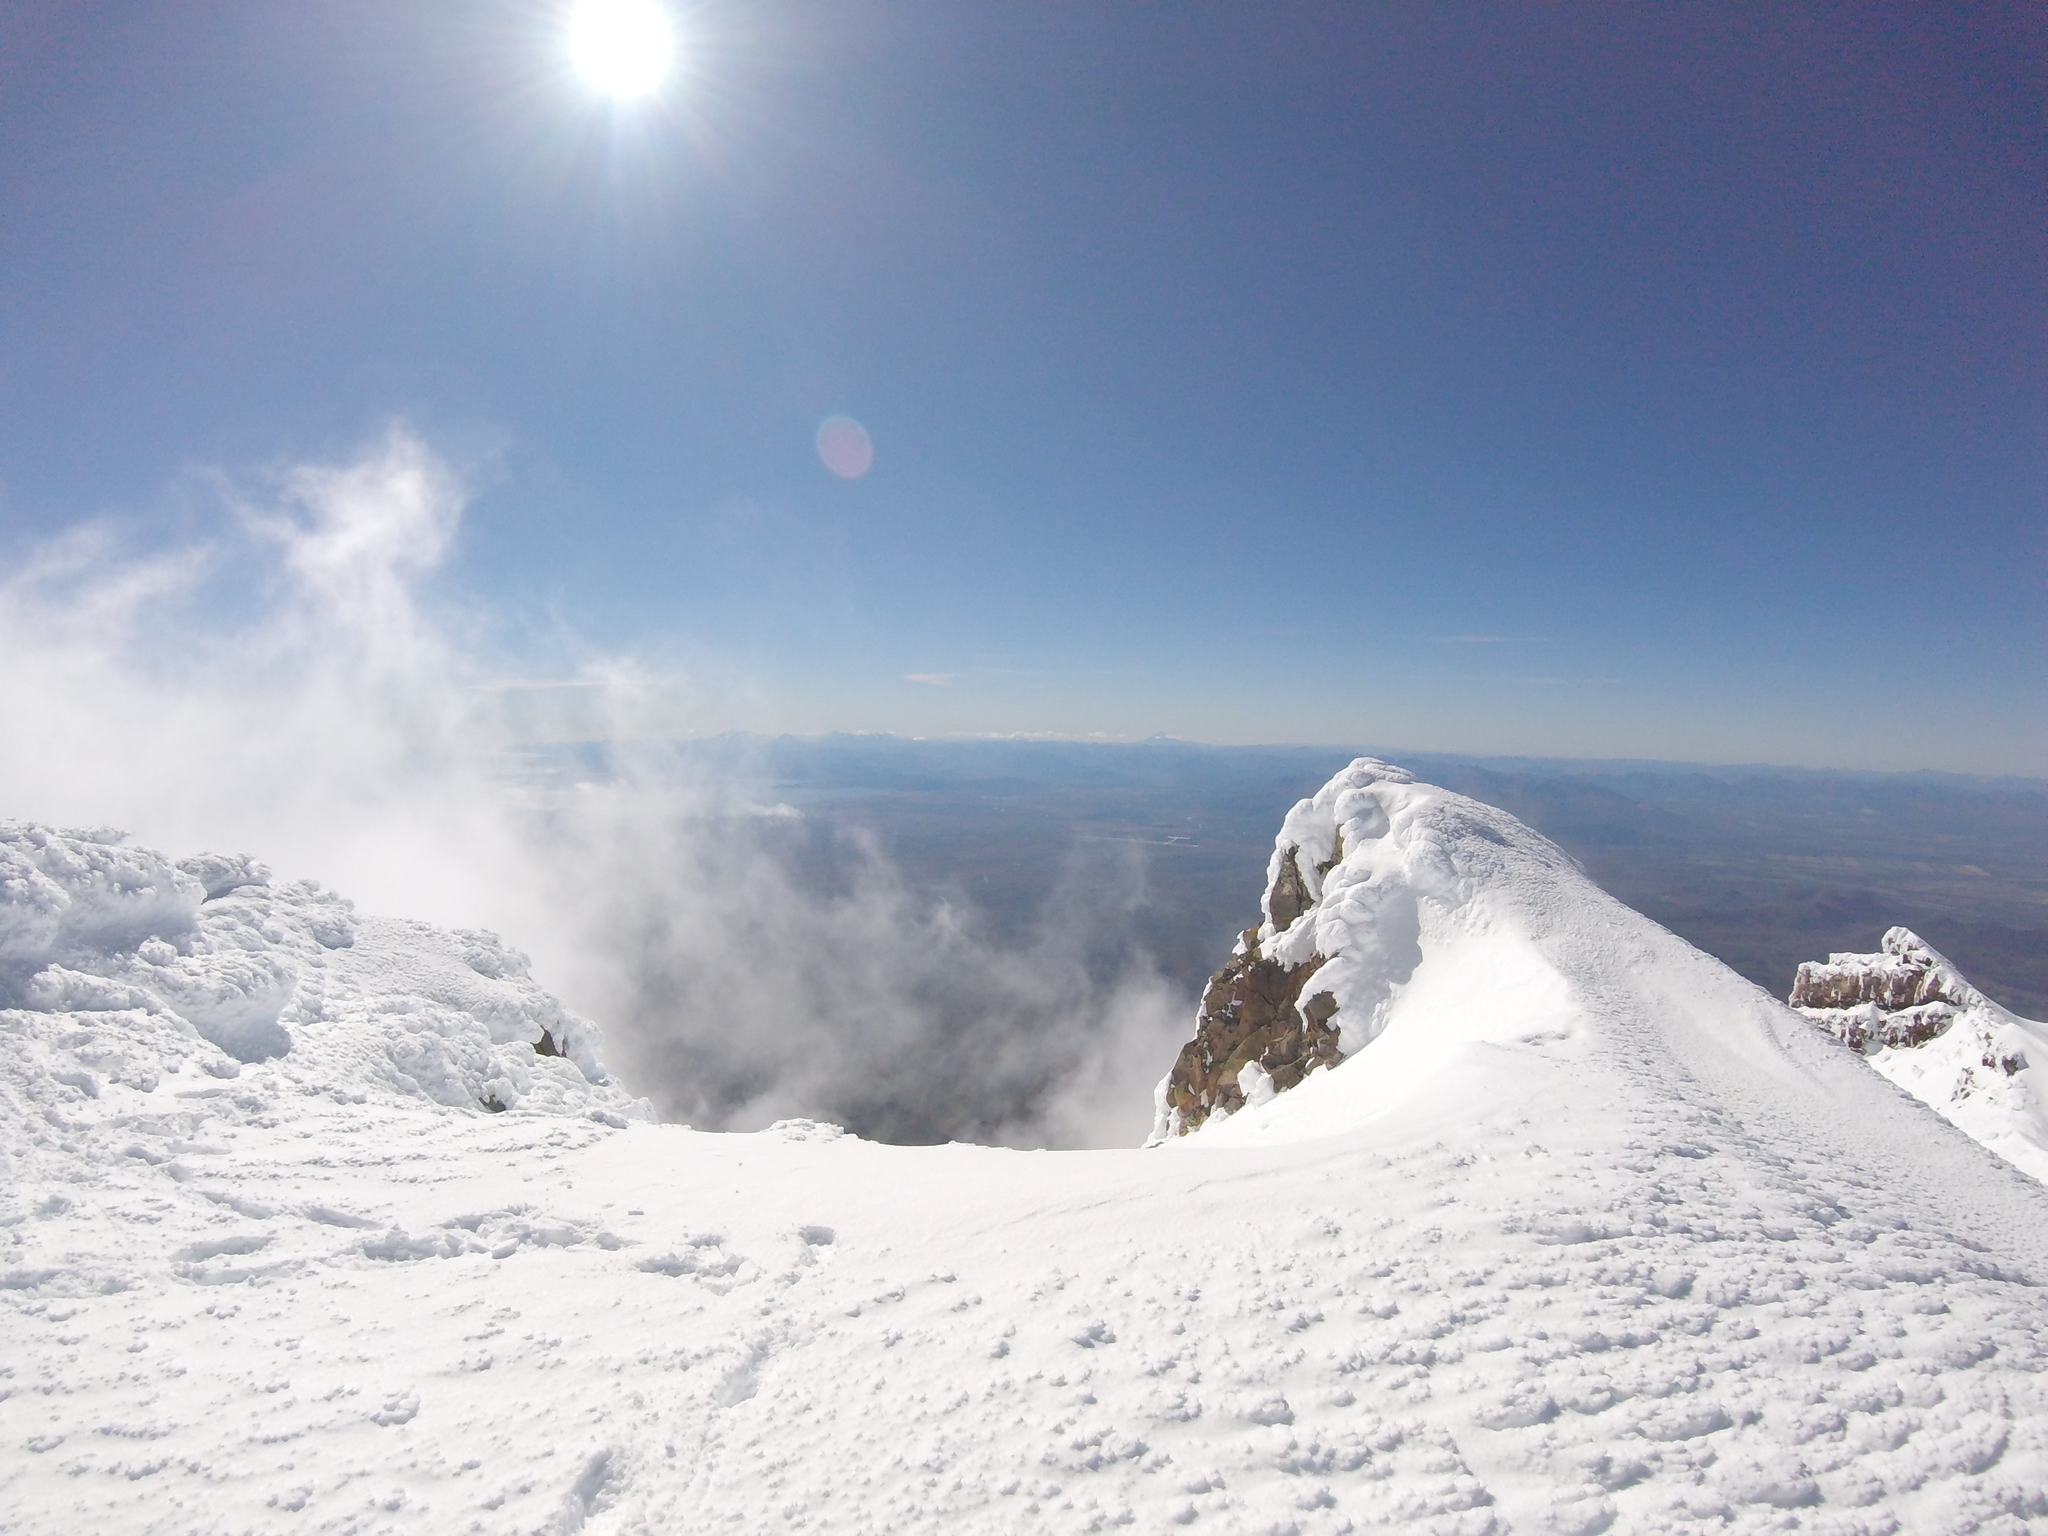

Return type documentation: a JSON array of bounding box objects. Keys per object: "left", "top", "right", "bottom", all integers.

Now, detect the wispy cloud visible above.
[
  {"left": 473, "top": 678, "right": 608, "bottom": 693},
  {"left": 1438, "top": 634, "right": 1547, "bottom": 645},
  {"left": 904, "top": 672, "right": 955, "bottom": 687}
]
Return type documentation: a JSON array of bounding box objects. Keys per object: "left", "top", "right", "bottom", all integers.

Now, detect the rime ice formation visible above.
[
  {"left": 0, "top": 821, "right": 641, "bottom": 1122},
  {"left": 1792, "top": 926, "right": 2048, "bottom": 1183},
  {"left": 10, "top": 783, "right": 2048, "bottom": 1534}
]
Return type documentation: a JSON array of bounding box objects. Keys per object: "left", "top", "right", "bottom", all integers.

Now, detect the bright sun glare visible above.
[{"left": 567, "top": 0, "right": 676, "bottom": 99}]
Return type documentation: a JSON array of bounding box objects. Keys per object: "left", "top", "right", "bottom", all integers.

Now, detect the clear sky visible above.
[{"left": 2, "top": 2, "right": 2043, "bottom": 772}]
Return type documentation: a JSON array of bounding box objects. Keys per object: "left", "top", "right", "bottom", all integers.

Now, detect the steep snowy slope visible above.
[
  {"left": 6, "top": 781, "right": 2048, "bottom": 1536},
  {"left": 1791, "top": 927, "right": 2048, "bottom": 1183}
]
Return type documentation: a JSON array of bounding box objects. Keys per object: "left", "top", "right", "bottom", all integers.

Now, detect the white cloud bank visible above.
[{"left": 0, "top": 430, "right": 1189, "bottom": 1147}]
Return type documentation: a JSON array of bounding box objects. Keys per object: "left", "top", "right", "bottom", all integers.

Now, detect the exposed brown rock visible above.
[
  {"left": 1789, "top": 930, "right": 1973, "bottom": 1054},
  {"left": 1790, "top": 951, "right": 1967, "bottom": 1015},
  {"left": 1160, "top": 925, "right": 1342, "bottom": 1135},
  {"left": 1807, "top": 1002, "right": 1958, "bottom": 1054},
  {"left": 1266, "top": 846, "right": 1314, "bottom": 933}
]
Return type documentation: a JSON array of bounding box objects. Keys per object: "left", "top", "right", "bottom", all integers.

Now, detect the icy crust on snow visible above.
[
  {"left": 1792, "top": 928, "right": 2048, "bottom": 1184},
  {"left": 0, "top": 821, "right": 642, "bottom": 1123}
]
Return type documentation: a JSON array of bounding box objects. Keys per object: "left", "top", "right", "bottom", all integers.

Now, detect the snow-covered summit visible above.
[
  {"left": 1792, "top": 927, "right": 2048, "bottom": 1182},
  {"left": 0, "top": 820, "right": 642, "bottom": 1122},
  {"left": 1148, "top": 755, "right": 2048, "bottom": 1186},
  {"left": 1152, "top": 756, "right": 1754, "bottom": 1146}
]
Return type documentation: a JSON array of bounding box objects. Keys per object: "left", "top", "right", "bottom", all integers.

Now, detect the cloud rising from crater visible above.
[{"left": 0, "top": 431, "right": 1189, "bottom": 1146}]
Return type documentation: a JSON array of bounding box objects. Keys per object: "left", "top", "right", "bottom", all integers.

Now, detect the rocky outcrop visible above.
[
  {"left": 1148, "top": 756, "right": 1590, "bottom": 1144},
  {"left": 1790, "top": 927, "right": 2048, "bottom": 1182},
  {"left": 1157, "top": 916, "right": 1341, "bottom": 1134},
  {"left": 1152, "top": 814, "right": 1367, "bottom": 1139},
  {"left": 1266, "top": 846, "right": 1316, "bottom": 934},
  {"left": 1791, "top": 927, "right": 1980, "bottom": 1055}
]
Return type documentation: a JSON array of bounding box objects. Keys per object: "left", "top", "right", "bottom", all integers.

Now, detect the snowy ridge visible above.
[
  {"left": 8, "top": 784, "right": 2048, "bottom": 1532},
  {"left": 1792, "top": 927, "right": 2048, "bottom": 1183},
  {"left": 1154, "top": 759, "right": 1849, "bottom": 1151}
]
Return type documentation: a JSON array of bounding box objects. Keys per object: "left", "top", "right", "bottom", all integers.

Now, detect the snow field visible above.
[
  {"left": 7, "top": 1021, "right": 2048, "bottom": 1533},
  {"left": 8, "top": 766, "right": 2048, "bottom": 1534}
]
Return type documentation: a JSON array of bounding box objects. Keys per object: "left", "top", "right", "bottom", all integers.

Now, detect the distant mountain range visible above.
[{"left": 511, "top": 734, "right": 2048, "bottom": 1021}]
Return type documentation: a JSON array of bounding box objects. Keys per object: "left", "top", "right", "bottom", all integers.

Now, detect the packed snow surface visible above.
[
  {"left": 7, "top": 770, "right": 2048, "bottom": 1535},
  {"left": 1792, "top": 927, "right": 2048, "bottom": 1184}
]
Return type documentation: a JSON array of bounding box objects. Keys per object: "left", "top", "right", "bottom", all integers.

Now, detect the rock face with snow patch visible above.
[
  {"left": 1792, "top": 927, "right": 2048, "bottom": 1182},
  {"left": 1152, "top": 764, "right": 1422, "bottom": 1138},
  {"left": 1158, "top": 927, "right": 1340, "bottom": 1131},
  {"left": 1791, "top": 925, "right": 1979, "bottom": 1047},
  {"left": 1153, "top": 757, "right": 1575, "bottom": 1140}
]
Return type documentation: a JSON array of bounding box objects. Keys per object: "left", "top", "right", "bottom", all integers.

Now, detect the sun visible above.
[{"left": 567, "top": 0, "right": 676, "bottom": 100}]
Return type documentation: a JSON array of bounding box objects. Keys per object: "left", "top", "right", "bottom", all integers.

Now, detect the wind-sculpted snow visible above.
[
  {"left": 0, "top": 821, "right": 642, "bottom": 1120},
  {"left": 1793, "top": 927, "right": 2048, "bottom": 1184},
  {"left": 1151, "top": 758, "right": 1588, "bottom": 1139},
  {"left": 7, "top": 780, "right": 2048, "bottom": 1533}
]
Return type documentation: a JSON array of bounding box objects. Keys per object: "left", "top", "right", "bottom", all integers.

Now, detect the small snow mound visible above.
[
  {"left": 1792, "top": 928, "right": 2048, "bottom": 1182},
  {"left": 767, "top": 1118, "right": 849, "bottom": 1142}
]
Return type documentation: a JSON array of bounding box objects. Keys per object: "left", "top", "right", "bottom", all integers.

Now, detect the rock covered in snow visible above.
[
  {"left": 1791, "top": 925, "right": 1982, "bottom": 1046},
  {"left": 1152, "top": 757, "right": 1586, "bottom": 1140},
  {"left": 0, "top": 820, "right": 646, "bottom": 1124},
  {"left": 1792, "top": 926, "right": 2048, "bottom": 1182}
]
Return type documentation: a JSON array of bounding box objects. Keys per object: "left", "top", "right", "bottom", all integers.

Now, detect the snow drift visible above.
[
  {"left": 1792, "top": 926, "right": 2048, "bottom": 1183},
  {"left": 7, "top": 766, "right": 2048, "bottom": 1534}
]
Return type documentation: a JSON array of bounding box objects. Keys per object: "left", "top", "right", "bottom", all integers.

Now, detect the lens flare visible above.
[
  {"left": 816, "top": 415, "right": 875, "bottom": 479},
  {"left": 567, "top": 0, "right": 675, "bottom": 99}
]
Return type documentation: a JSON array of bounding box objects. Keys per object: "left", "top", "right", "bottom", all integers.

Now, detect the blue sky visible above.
[{"left": 1, "top": 2, "right": 2043, "bottom": 771}]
